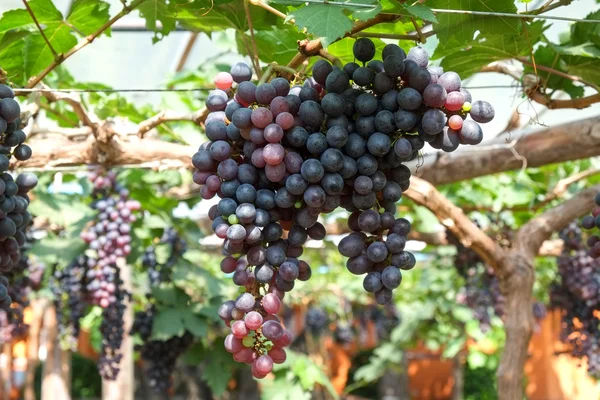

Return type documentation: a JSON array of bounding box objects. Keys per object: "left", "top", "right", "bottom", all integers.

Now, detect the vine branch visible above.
[
  {"left": 297, "top": 13, "right": 401, "bottom": 57},
  {"left": 137, "top": 108, "right": 208, "bottom": 138},
  {"left": 244, "top": 0, "right": 262, "bottom": 79},
  {"left": 40, "top": 84, "right": 97, "bottom": 129},
  {"left": 404, "top": 176, "right": 506, "bottom": 271},
  {"left": 482, "top": 61, "right": 600, "bottom": 109},
  {"left": 516, "top": 183, "right": 600, "bottom": 258},
  {"left": 22, "top": 0, "right": 58, "bottom": 58},
  {"left": 26, "top": 0, "right": 148, "bottom": 88},
  {"left": 462, "top": 167, "right": 600, "bottom": 213}
]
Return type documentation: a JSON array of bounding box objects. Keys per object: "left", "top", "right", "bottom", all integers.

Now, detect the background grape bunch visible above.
[
  {"left": 131, "top": 229, "right": 193, "bottom": 394},
  {"left": 551, "top": 222, "right": 600, "bottom": 377},
  {"left": 0, "top": 84, "right": 37, "bottom": 315},
  {"left": 581, "top": 192, "right": 600, "bottom": 258},
  {"left": 52, "top": 169, "right": 141, "bottom": 380},
  {"left": 193, "top": 38, "right": 495, "bottom": 378},
  {"left": 448, "top": 220, "right": 546, "bottom": 332}
]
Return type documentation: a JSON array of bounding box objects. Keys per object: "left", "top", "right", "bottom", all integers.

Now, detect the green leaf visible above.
[
  {"left": 152, "top": 308, "right": 186, "bottom": 339},
  {"left": 151, "top": 286, "right": 189, "bottom": 306},
  {"left": 452, "top": 306, "right": 473, "bottom": 323},
  {"left": 181, "top": 310, "right": 208, "bottom": 337},
  {"left": 524, "top": 45, "right": 586, "bottom": 99},
  {"left": 442, "top": 336, "right": 466, "bottom": 358},
  {"left": 348, "top": 0, "right": 382, "bottom": 21},
  {"left": 326, "top": 37, "right": 386, "bottom": 64},
  {"left": 427, "top": 0, "right": 520, "bottom": 45},
  {"left": 199, "top": 345, "right": 235, "bottom": 396},
  {"left": 67, "top": 0, "right": 111, "bottom": 36},
  {"left": 468, "top": 350, "right": 487, "bottom": 368},
  {"left": 565, "top": 56, "right": 600, "bottom": 86},
  {"left": 144, "top": 214, "right": 169, "bottom": 229},
  {"left": 28, "top": 192, "right": 94, "bottom": 227},
  {"left": 174, "top": 0, "right": 278, "bottom": 35},
  {"left": 571, "top": 10, "right": 600, "bottom": 48},
  {"left": 438, "top": 22, "right": 546, "bottom": 78},
  {"left": 181, "top": 341, "right": 205, "bottom": 364},
  {"left": 137, "top": 0, "right": 177, "bottom": 43},
  {"left": 0, "top": 31, "right": 29, "bottom": 85},
  {"left": 405, "top": 4, "right": 438, "bottom": 23},
  {"left": 24, "top": 24, "right": 78, "bottom": 78},
  {"left": 288, "top": 4, "right": 353, "bottom": 48},
  {"left": 261, "top": 382, "right": 311, "bottom": 400},
  {"left": 30, "top": 234, "right": 87, "bottom": 265},
  {"left": 236, "top": 25, "right": 304, "bottom": 65},
  {"left": 0, "top": 0, "right": 62, "bottom": 34}
]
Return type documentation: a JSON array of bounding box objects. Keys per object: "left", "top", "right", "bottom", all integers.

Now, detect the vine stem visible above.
[
  {"left": 26, "top": 0, "right": 149, "bottom": 89},
  {"left": 244, "top": 0, "right": 262, "bottom": 79},
  {"left": 22, "top": 0, "right": 58, "bottom": 58},
  {"left": 517, "top": 57, "right": 600, "bottom": 92},
  {"left": 258, "top": 63, "right": 298, "bottom": 84}
]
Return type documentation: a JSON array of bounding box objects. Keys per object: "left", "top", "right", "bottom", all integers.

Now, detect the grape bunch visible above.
[
  {"left": 194, "top": 38, "right": 495, "bottom": 377},
  {"left": 448, "top": 227, "right": 504, "bottom": 331},
  {"left": 339, "top": 214, "right": 415, "bottom": 304},
  {"left": 0, "top": 84, "right": 37, "bottom": 310},
  {"left": 305, "top": 306, "right": 328, "bottom": 335},
  {"left": 132, "top": 229, "right": 194, "bottom": 394},
  {"left": 80, "top": 169, "right": 140, "bottom": 308},
  {"left": 138, "top": 332, "right": 194, "bottom": 393},
  {"left": 551, "top": 222, "right": 600, "bottom": 377},
  {"left": 98, "top": 263, "right": 128, "bottom": 380},
  {"left": 142, "top": 227, "right": 186, "bottom": 285},
  {"left": 581, "top": 192, "right": 600, "bottom": 258},
  {"left": 74, "top": 169, "right": 139, "bottom": 380},
  {"left": 52, "top": 256, "right": 90, "bottom": 349}
]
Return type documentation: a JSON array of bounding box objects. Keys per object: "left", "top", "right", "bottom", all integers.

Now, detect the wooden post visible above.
[
  {"left": 41, "top": 305, "right": 70, "bottom": 400},
  {"left": 24, "top": 298, "right": 48, "bottom": 400},
  {"left": 101, "top": 260, "right": 133, "bottom": 400},
  {"left": 1, "top": 342, "right": 12, "bottom": 400}
]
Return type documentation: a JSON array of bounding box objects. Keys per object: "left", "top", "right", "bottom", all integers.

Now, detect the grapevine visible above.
[
  {"left": 0, "top": 84, "right": 37, "bottom": 316},
  {"left": 52, "top": 169, "right": 141, "bottom": 379},
  {"left": 551, "top": 222, "right": 600, "bottom": 377},
  {"left": 193, "top": 38, "right": 496, "bottom": 377},
  {"left": 581, "top": 192, "right": 600, "bottom": 258},
  {"left": 131, "top": 229, "right": 194, "bottom": 394}
]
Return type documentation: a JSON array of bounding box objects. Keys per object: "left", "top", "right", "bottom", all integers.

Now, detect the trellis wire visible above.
[
  {"left": 16, "top": 85, "right": 522, "bottom": 95},
  {"left": 283, "top": 0, "right": 600, "bottom": 23}
]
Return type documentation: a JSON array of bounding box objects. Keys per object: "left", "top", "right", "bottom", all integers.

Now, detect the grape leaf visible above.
[
  {"left": 571, "top": 10, "right": 600, "bottom": 48},
  {"left": 67, "top": 0, "right": 111, "bottom": 36},
  {"left": 29, "top": 234, "right": 87, "bottom": 265},
  {"left": 564, "top": 57, "right": 600, "bottom": 87},
  {"left": 0, "top": 31, "right": 29, "bottom": 85},
  {"left": 236, "top": 25, "right": 303, "bottom": 65},
  {"left": 524, "top": 45, "right": 586, "bottom": 99},
  {"left": 199, "top": 346, "right": 235, "bottom": 396},
  {"left": 174, "top": 0, "right": 278, "bottom": 35},
  {"left": 288, "top": 4, "right": 353, "bottom": 48},
  {"left": 438, "top": 21, "right": 546, "bottom": 78},
  {"left": 152, "top": 308, "right": 186, "bottom": 339},
  {"left": 427, "top": 0, "right": 520, "bottom": 45},
  {"left": 326, "top": 37, "right": 386, "bottom": 65},
  {"left": 405, "top": 4, "right": 438, "bottom": 23},
  {"left": 0, "top": 0, "right": 62, "bottom": 34},
  {"left": 347, "top": 0, "right": 382, "bottom": 21},
  {"left": 137, "top": 0, "right": 177, "bottom": 43},
  {"left": 181, "top": 310, "right": 208, "bottom": 337},
  {"left": 24, "top": 26, "right": 78, "bottom": 79}
]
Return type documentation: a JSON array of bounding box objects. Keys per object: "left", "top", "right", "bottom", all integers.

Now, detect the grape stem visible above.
[
  {"left": 243, "top": 0, "right": 263, "bottom": 80},
  {"left": 21, "top": 0, "right": 58, "bottom": 58},
  {"left": 258, "top": 63, "right": 299, "bottom": 85}
]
